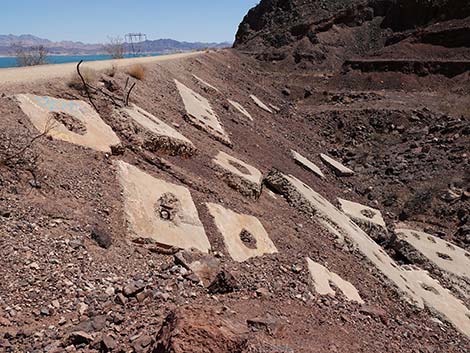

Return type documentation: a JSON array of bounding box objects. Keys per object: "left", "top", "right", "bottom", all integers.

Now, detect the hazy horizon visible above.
[
  {"left": 0, "top": 33, "right": 233, "bottom": 45},
  {"left": 1, "top": 0, "right": 259, "bottom": 44}
]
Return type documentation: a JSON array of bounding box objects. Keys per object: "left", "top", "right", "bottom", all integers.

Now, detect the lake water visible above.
[{"left": 0, "top": 53, "right": 162, "bottom": 69}]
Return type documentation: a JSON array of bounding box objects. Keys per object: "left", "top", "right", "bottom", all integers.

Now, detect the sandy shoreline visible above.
[{"left": 0, "top": 51, "right": 203, "bottom": 84}]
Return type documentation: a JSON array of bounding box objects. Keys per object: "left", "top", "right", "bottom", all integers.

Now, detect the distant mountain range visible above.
[{"left": 0, "top": 34, "right": 231, "bottom": 56}]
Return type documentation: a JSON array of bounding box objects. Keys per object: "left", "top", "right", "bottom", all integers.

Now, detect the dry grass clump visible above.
[
  {"left": 103, "top": 64, "right": 118, "bottom": 77},
  {"left": 127, "top": 64, "right": 145, "bottom": 80},
  {"left": 67, "top": 67, "right": 98, "bottom": 89}
]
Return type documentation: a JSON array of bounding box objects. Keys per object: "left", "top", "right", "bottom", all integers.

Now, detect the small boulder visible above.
[
  {"left": 66, "top": 331, "right": 94, "bottom": 346},
  {"left": 91, "top": 227, "right": 113, "bottom": 249},
  {"left": 207, "top": 269, "right": 239, "bottom": 294}
]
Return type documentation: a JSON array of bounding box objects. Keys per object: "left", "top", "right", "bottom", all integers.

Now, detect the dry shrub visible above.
[
  {"left": 103, "top": 65, "right": 118, "bottom": 77},
  {"left": 68, "top": 67, "right": 98, "bottom": 89},
  {"left": 11, "top": 43, "right": 48, "bottom": 67},
  {"left": 127, "top": 64, "right": 145, "bottom": 80}
]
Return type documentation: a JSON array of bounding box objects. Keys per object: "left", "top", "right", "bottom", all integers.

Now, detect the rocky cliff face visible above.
[{"left": 234, "top": 0, "right": 470, "bottom": 68}]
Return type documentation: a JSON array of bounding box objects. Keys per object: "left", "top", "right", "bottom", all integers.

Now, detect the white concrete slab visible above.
[
  {"left": 228, "top": 100, "right": 253, "bottom": 121},
  {"left": 269, "top": 103, "right": 280, "bottom": 112},
  {"left": 404, "top": 268, "right": 470, "bottom": 337},
  {"left": 193, "top": 75, "right": 220, "bottom": 92},
  {"left": 265, "top": 170, "right": 470, "bottom": 337},
  {"left": 116, "top": 161, "right": 211, "bottom": 253},
  {"left": 339, "top": 199, "right": 386, "bottom": 229},
  {"left": 174, "top": 80, "right": 231, "bottom": 146},
  {"left": 338, "top": 199, "right": 388, "bottom": 243},
  {"left": 117, "top": 104, "right": 195, "bottom": 156},
  {"left": 291, "top": 150, "right": 325, "bottom": 179},
  {"left": 250, "top": 95, "right": 273, "bottom": 113},
  {"left": 16, "top": 94, "right": 120, "bottom": 152},
  {"left": 396, "top": 229, "right": 470, "bottom": 280},
  {"left": 213, "top": 151, "right": 263, "bottom": 198},
  {"left": 320, "top": 154, "right": 354, "bottom": 176},
  {"left": 206, "top": 203, "right": 278, "bottom": 262},
  {"left": 306, "top": 257, "right": 364, "bottom": 303}
]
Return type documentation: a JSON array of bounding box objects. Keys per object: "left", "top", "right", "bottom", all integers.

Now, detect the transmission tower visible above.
[{"left": 125, "top": 33, "right": 147, "bottom": 56}]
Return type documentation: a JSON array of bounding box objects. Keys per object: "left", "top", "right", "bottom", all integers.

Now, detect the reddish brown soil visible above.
[{"left": 0, "top": 49, "right": 468, "bottom": 352}]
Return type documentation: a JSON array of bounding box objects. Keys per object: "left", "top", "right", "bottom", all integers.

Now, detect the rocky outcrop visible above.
[{"left": 234, "top": 0, "right": 470, "bottom": 69}]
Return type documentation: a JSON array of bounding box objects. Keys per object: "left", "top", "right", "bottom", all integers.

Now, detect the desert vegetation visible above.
[
  {"left": 11, "top": 43, "right": 48, "bottom": 67},
  {"left": 67, "top": 66, "right": 98, "bottom": 90},
  {"left": 104, "top": 36, "right": 125, "bottom": 59},
  {"left": 126, "top": 64, "right": 145, "bottom": 80}
]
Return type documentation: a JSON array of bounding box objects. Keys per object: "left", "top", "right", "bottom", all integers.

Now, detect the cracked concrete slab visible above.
[
  {"left": 16, "top": 94, "right": 120, "bottom": 152},
  {"left": 213, "top": 151, "right": 263, "bottom": 199},
  {"left": 250, "top": 95, "right": 273, "bottom": 113},
  {"left": 117, "top": 104, "right": 195, "bottom": 156},
  {"left": 193, "top": 75, "right": 220, "bottom": 92},
  {"left": 174, "top": 79, "right": 231, "bottom": 146},
  {"left": 291, "top": 150, "right": 325, "bottom": 179},
  {"left": 306, "top": 257, "right": 364, "bottom": 303},
  {"left": 228, "top": 100, "right": 253, "bottom": 121},
  {"left": 206, "top": 203, "right": 278, "bottom": 262},
  {"left": 396, "top": 228, "right": 470, "bottom": 280},
  {"left": 116, "top": 160, "right": 211, "bottom": 253},
  {"left": 404, "top": 268, "right": 470, "bottom": 337},
  {"left": 339, "top": 198, "right": 388, "bottom": 242},
  {"left": 320, "top": 154, "right": 354, "bottom": 176},
  {"left": 265, "top": 170, "right": 470, "bottom": 337}
]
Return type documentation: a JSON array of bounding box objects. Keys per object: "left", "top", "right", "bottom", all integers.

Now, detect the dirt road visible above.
[{"left": 0, "top": 51, "right": 203, "bottom": 84}]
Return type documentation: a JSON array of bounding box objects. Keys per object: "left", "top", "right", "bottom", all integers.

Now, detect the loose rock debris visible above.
[
  {"left": 174, "top": 79, "right": 232, "bottom": 146},
  {"left": 213, "top": 151, "right": 263, "bottom": 199},
  {"left": 15, "top": 94, "right": 120, "bottom": 152},
  {"left": 206, "top": 203, "right": 278, "bottom": 262},
  {"left": 174, "top": 249, "right": 221, "bottom": 286},
  {"left": 116, "top": 160, "right": 211, "bottom": 252},
  {"left": 116, "top": 104, "right": 195, "bottom": 156},
  {"left": 306, "top": 257, "right": 364, "bottom": 303}
]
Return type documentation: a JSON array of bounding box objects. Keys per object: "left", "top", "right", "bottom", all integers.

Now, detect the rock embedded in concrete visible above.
[
  {"left": 306, "top": 257, "right": 364, "bottom": 303},
  {"left": 320, "top": 153, "right": 354, "bottom": 176},
  {"left": 174, "top": 79, "right": 231, "bottom": 146},
  {"left": 206, "top": 203, "right": 278, "bottom": 262},
  {"left": 395, "top": 228, "right": 470, "bottom": 280},
  {"left": 291, "top": 150, "right": 325, "bottom": 179},
  {"left": 16, "top": 94, "right": 120, "bottom": 153},
  {"left": 250, "top": 94, "right": 273, "bottom": 113},
  {"left": 338, "top": 198, "right": 388, "bottom": 243},
  {"left": 116, "top": 104, "right": 195, "bottom": 156},
  {"left": 213, "top": 151, "right": 263, "bottom": 199},
  {"left": 115, "top": 160, "right": 211, "bottom": 253}
]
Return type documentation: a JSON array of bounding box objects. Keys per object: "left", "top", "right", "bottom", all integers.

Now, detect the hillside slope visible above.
[{"left": 0, "top": 0, "right": 469, "bottom": 351}]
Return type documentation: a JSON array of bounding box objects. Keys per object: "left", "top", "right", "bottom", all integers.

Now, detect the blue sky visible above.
[{"left": 1, "top": 0, "right": 260, "bottom": 43}]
